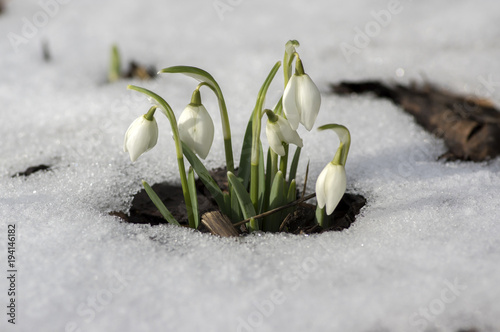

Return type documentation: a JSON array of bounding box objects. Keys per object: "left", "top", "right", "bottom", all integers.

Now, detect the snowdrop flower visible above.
[
  {"left": 123, "top": 108, "right": 159, "bottom": 162},
  {"left": 283, "top": 58, "right": 321, "bottom": 131},
  {"left": 265, "top": 110, "right": 303, "bottom": 156},
  {"left": 178, "top": 89, "right": 215, "bottom": 159},
  {"left": 315, "top": 162, "right": 346, "bottom": 215}
]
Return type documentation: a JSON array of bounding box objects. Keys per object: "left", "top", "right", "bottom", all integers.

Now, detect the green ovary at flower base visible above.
[{"left": 178, "top": 88, "right": 215, "bottom": 160}]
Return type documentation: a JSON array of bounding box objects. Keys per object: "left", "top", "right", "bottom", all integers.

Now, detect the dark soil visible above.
[
  {"left": 12, "top": 164, "right": 51, "bottom": 177},
  {"left": 331, "top": 81, "right": 500, "bottom": 161},
  {"left": 123, "top": 61, "right": 156, "bottom": 80},
  {"left": 111, "top": 168, "right": 367, "bottom": 237}
]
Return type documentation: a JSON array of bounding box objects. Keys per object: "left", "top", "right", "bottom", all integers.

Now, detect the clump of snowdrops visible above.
[{"left": 122, "top": 40, "right": 351, "bottom": 232}]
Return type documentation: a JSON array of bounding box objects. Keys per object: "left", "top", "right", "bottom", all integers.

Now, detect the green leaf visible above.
[
  {"left": 182, "top": 142, "right": 228, "bottom": 216},
  {"left": 238, "top": 115, "right": 253, "bottom": 188},
  {"left": 230, "top": 185, "right": 243, "bottom": 222},
  {"left": 287, "top": 179, "right": 297, "bottom": 203},
  {"left": 263, "top": 171, "right": 285, "bottom": 232},
  {"left": 250, "top": 61, "right": 282, "bottom": 165},
  {"left": 142, "top": 180, "right": 181, "bottom": 226},
  {"left": 257, "top": 142, "right": 266, "bottom": 214},
  {"left": 288, "top": 146, "right": 301, "bottom": 184},
  {"left": 249, "top": 61, "right": 282, "bottom": 209},
  {"left": 263, "top": 148, "right": 273, "bottom": 214},
  {"left": 227, "top": 172, "right": 258, "bottom": 231},
  {"left": 187, "top": 167, "right": 199, "bottom": 229},
  {"left": 108, "top": 44, "right": 121, "bottom": 83}
]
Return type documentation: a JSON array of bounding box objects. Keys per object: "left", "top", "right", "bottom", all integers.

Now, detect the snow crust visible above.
[{"left": 1, "top": 0, "right": 500, "bottom": 331}]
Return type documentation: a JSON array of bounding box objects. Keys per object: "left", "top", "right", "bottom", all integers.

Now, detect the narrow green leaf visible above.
[
  {"left": 282, "top": 179, "right": 297, "bottom": 231},
  {"left": 287, "top": 179, "right": 297, "bottom": 203},
  {"left": 257, "top": 142, "right": 266, "bottom": 213},
  {"left": 288, "top": 146, "right": 301, "bottom": 184},
  {"left": 263, "top": 171, "right": 285, "bottom": 232},
  {"left": 182, "top": 142, "right": 228, "bottom": 215},
  {"left": 187, "top": 167, "right": 199, "bottom": 229},
  {"left": 142, "top": 180, "right": 181, "bottom": 226},
  {"left": 238, "top": 115, "right": 253, "bottom": 188},
  {"left": 249, "top": 62, "right": 282, "bottom": 211},
  {"left": 223, "top": 192, "right": 231, "bottom": 217},
  {"left": 263, "top": 148, "right": 273, "bottom": 214},
  {"left": 108, "top": 44, "right": 121, "bottom": 83},
  {"left": 230, "top": 185, "right": 243, "bottom": 222},
  {"left": 227, "top": 172, "right": 257, "bottom": 230}
]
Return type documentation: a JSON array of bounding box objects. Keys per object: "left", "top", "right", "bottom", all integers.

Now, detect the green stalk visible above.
[
  {"left": 159, "top": 66, "right": 235, "bottom": 172},
  {"left": 279, "top": 144, "right": 289, "bottom": 178},
  {"left": 249, "top": 61, "right": 282, "bottom": 209},
  {"left": 317, "top": 124, "right": 351, "bottom": 166},
  {"left": 128, "top": 85, "right": 196, "bottom": 228},
  {"left": 283, "top": 40, "right": 299, "bottom": 87}
]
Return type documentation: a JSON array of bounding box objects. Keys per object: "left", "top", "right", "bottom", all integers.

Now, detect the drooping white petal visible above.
[
  {"left": 266, "top": 121, "right": 286, "bottom": 156},
  {"left": 178, "top": 104, "right": 215, "bottom": 159},
  {"left": 315, "top": 164, "right": 329, "bottom": 209},
  {"left": 324, "top": 164, "right": 346, "bottom": 215},
  {"left": 276, "top": 117, "right": 303, "bottom": 148},
  {"left": 124, "top": 115, "right": 159, "bottom": 162},
  {"left": 297, "top": 74, "right": 321, "bottom": 131},
  {"left": 283, "top": 75, "right": 300, "bottom": 130}
]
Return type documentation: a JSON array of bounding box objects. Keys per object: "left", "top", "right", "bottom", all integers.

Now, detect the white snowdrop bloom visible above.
[
  {"left": 283, "top": 73, "right": 321, "bottom": 131},
  {"left": 178, "top": 103, "right": 215, "bottom": 159},
  {"left": 265, "top": 112, "right": 303, "bottom": 156},
  {"left": 123, "top": 115, "right": 159, "bottom": 162},
  {"left": 315, "top": 162, "right": 346, "bottom": 215}
]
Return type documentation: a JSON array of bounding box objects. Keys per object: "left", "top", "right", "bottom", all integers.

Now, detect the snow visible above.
[{"left": 1, "top": 0, "right": 500, "bottom": 331}]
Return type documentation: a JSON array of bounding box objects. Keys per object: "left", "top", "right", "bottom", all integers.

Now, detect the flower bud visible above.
[
  {"left": 283, "top": 60, "right": 321, "bottom": 131},
  {"left": 123, "top": 114, "right": 159, "bottom": 162},
  {"left": 315, "top": 162, "right": 346, "bottom": 215},
  {"left": 265, "top": 110, "right": 303, "bottom": 156},
  {"left": 178, "top": 90, "right": 215, "bottom": 159}
]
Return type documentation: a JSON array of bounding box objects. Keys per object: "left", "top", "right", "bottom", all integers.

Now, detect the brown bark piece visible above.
[
  {"left": 331, "top": 81, "right": 500, "bottom": 161},
  {"left": 201, "top": 211, "right": 240, "bottom": 237}
]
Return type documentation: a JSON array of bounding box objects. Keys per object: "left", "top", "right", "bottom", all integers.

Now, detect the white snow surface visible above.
[{"left": 1, "top": 0, "right": 500, "bottom": 331}]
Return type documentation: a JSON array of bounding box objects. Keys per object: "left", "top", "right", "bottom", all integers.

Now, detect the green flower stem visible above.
[
  {"left": 159, "top": 66, "right": 234, "bottom": 172},
  {"left": 270, "top": 149, "right": 279, "bottom": 184},
  {"left": 332, "top": 142, "right": 344, "bottom": 166},
  {"left": 279, "top": 144, "right": 289, "bottom": 178},
  {"left": 317, "top": 124, "right": 351, "bottom": 166},
  {"left": 250, "top": 61, "right": 282, "bottom": 210},
  {"left": 128, "top": 85, "right": 196, "bottom": 228},
  {"left": 283, "top": 40, "right": 299, "bottom": 87},
  {"left": 316, "top": 205, "right": 327, "bottom": 228}
]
